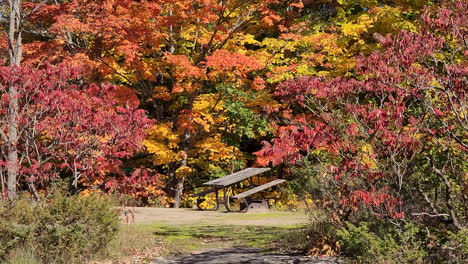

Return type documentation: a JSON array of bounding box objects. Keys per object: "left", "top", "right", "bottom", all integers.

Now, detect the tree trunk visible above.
[
  {"left": 6, "top": 0, "right": 22, "bottom": 200},
  {"left": 173, "top": 132, "right": 190, "bottom": 208},
  {"left": 173, "top": 151, "right": 188, "bottom": 208},
  {"left": 174, "top": 177, "right": 184, "bottom": 208},
  {"left": 8, "top": 0, "right": 22, "bottom": 66}
]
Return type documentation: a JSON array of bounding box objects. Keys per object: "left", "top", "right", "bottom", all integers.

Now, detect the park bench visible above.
[
  {"left": 231, "top": 179, "right": 286, "bottom": 212},
  {"left": 192, "top": 168, "right": 286, "bottom": 212}
]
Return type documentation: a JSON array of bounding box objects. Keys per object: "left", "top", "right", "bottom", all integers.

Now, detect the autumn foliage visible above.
[
  {"left": 0, "top": 63, "right": 154, "bottom": 197},
  {"left": 255, "top": 1, "right": 467, "bottom": 258},
  {"left": 0, "top": 0, "right": 467, "bottom": 261}
]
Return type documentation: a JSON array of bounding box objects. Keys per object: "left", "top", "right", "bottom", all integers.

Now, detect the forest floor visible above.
[{"left": 97, "top": 207, "right": 341, "bottom": 263}]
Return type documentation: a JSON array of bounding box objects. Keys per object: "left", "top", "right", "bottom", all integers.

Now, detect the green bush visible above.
[
  {"left": 303, "top": 212, "right": 467, "bottom": 264},
  {"left": 0, "top": 198, "right": 38, "bottom": 261},
  {"left": 0, "top": 193, "right": 120, "bottom": 264},
  {"left": 335, "top": 222, "right": 427, "bottom": 263},
  {"left": 336, "top": 222, "right": 393, "bottom": 259},
  {"left": 437, "top": 228, "right": 468, "bottom": 264}
]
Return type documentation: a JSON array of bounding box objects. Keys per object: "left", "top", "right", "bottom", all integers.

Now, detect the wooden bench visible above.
[
  {"left": 191, "top": 188, "right": 222, "bottom": 210},
  {"left": 191, "top": 167, "right": 287, "bottom": 212},
  {"left": 232, "top": 179, "right": 286, "bottom": 199},
  {"left": 191, "top": 188, "right": 216, "bottom": 197},
  {"left": 203, "top": 168, "right": 271, "bottom": 187},
  {"left": 232, "top": 179, "right": 286, "bottom": 212}
]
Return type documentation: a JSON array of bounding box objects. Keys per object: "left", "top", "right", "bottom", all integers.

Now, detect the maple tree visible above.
[
  {"left": 256, "top": 1, "right": 467, "bottom": 230},
  {"left": 13, "top": 0, "right": 281, "bottom": 206},
  {"left": 241, "top": 0, "right": 433, "bottom": 87},
  {"left": 1, "top": 0, "right": 436, "bottom": 205},
  {"left": 1, "top": 0, "right": 157, "bottom": 200},
  {"left": 0, "top": 62, "right": 154, "bottom": 198},
  {"left": 1, "top": 1, "right": 464, "bottom": 218}
]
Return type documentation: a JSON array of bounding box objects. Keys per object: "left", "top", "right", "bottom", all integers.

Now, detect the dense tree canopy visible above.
[{"left": 0, "top": 63, "right": 154, "bottom": 198}]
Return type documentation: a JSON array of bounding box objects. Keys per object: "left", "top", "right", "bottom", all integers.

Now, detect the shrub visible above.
[
  {"left": 335, "top": 222, "right": 427, "bottom": 263},
  {"left": 336, "top": 222, "right": 392, "bottom": 259},
  {"left": 34, "top": 193, "right": 120, "bottom": 263},
  {"left": 0, "top": 198, "right": 37, "bottom": 261},
  {"left": 0, "top": 193, "right": 120, "bottom": 264},
  {"left": 436, "top": 228, "right": 468, "bottom": 264}
]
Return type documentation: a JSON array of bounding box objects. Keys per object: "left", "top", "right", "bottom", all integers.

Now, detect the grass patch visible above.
[
  {"left": 6, "top": 249, "right": 38, "bottom": 264},
  {"left": 95, "top": 210, "right": 311, "bottom": 261},
  {"left": 133, "top": 223, "right": 308, "bottom": 256},
  {"left": 90, "top": 225, "right": 166, "bottom": 263},
  {"left": 217, "top": 211, "right": 305, "bottom": 221}
]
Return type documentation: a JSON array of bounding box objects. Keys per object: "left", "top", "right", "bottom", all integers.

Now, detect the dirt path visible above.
[
  {"left": 121, "top": 208, "right": 339, "bottom": 264},
  {"left": 154, "top": 247, "right": 340, "bottom": 264},
  {"left": 131, "top": 207, "right": 309, "bottom": 226}
]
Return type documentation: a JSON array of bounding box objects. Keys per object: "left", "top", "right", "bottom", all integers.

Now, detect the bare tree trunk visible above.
[
  {"left": 168, "top": 7, "right": 175, "bottom": 54},
  {"left": 0, "top": 168, "right": 5, "bottom": 199},
  {"left": 173, "top": 150, "right": 188, "bottom": 208},
  {"left": 174, "top": 177, "right": 184, "bottom": 208},
  {"left": 173, "top": 132, "right": 190, "bottom": 208},
  {"left": 8, "top": 0, "right": 22, "bottom": 66},
  {"left": 6, "top": 0, "right": 22, "bottom": 200}
]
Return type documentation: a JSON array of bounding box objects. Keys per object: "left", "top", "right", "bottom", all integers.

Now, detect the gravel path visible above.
[{"left": 154, "top": 247, "right": 340, "bottom": 264}]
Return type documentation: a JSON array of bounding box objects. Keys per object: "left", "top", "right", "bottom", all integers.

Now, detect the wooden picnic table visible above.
[{"left": 192, "top": 167, "right": 286, "bottom": 212}]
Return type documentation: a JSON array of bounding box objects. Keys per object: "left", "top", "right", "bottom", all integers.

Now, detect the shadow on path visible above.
[{"left": 153, "top": 247, "right": 339, "bottom": 264}]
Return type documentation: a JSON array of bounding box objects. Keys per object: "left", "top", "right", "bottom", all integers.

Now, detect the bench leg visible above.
[
  {"left": 224, "top": 187, "right": 235, "bottom": 212},
  {"left": 196, "top": 197, "right": 205, "bottom": 210},
  {"left": 224, "top": 187, "right": 245, "bottom": 212},
  {"left": 240, "top": 198, "right": 249, "bottom": 213},
  {"left": 214, "top": 187, "right": 219, "bottom": 211},
  {"left": 196, "top": 189, "right": 220, "bottom": 211}
]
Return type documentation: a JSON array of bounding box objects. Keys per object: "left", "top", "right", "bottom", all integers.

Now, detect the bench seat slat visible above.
[{"left": 232, "top": 179, "right": 286, "bottom": 199}]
